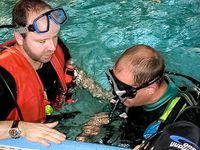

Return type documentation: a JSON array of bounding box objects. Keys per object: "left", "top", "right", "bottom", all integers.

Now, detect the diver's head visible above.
[{"left": 106, "top": 44, "right": 165, "bottom": 107}]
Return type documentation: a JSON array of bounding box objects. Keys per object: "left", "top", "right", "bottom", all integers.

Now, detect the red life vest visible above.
[{"left": 0, "top": 39, "right": 71, "bottom": 123}]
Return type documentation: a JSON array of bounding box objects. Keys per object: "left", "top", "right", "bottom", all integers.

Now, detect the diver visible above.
[{"left": 105, "top": 44, "right": 200, "bottom": 149}]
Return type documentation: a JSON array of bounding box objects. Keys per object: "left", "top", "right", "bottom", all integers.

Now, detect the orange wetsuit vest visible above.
[{"left": 0, "top": 39, "right": 69, "bottom": 123}]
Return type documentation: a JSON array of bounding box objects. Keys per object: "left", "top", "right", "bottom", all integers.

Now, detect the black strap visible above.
[
  {"left": 179, "top": 91, "right": 198, "bottom": 105},
  {"left": 11, "top": 120, "right": 20, "bottom": 128},
  {"left": 0, "top": 73, "right": 24, "bottom": 121},
  {"left": 159, "top": 91, "right": 198, "bottom": 130}
]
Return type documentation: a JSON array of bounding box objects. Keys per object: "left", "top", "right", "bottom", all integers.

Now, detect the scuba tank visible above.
[
  {"left": 65, "top": 59, "right": 76, "bottom": 84},
  {"left": 64, "top": 59, "right": 77, "bottom": 103}
]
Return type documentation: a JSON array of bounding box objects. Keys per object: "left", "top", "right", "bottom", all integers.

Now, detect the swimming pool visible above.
[{"left": 1, "top": 0, "right": 200, "bottom": 149}]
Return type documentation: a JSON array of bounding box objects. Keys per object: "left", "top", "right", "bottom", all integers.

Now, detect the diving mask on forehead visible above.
[
  {"left": 14, "top": 8, "right": 67, "bottom": 34},
  {"left": 106, "top": 69, "right": 164, "bottom": 103}
]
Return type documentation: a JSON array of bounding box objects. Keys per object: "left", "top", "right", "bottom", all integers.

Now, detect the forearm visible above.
[
  {"left": 0, "top": 121, "right": 13, "bottom": 139},
  {"left": 0, "top": 121, "right": 66, "bottom": 146}
]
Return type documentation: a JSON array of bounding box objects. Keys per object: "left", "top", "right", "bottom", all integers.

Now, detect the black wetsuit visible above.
[
  {"left": 119, "top": 92, "right": 200, "bottom": 148},
  {"left": 106, "top": 79, "right": 193, "bottom": 148},
  {"left": 119, "top": 103, "right": 168, "bottom": 147}
]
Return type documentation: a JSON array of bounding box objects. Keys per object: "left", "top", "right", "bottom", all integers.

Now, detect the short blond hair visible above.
[{"left": 114, "top": 44, "right": 165, "bottom": 86}]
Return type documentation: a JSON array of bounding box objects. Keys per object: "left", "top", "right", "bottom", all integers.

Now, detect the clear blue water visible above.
[{"left": 1, "top": 0, "right": 200, "bottom": 147}]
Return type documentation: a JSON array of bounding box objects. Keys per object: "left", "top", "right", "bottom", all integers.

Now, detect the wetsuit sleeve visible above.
[{"left": 0, "top": 66, "right": 16, "bottom": 120}]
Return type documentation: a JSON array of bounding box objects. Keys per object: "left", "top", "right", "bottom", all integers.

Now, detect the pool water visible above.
[{"left": 1, "top": 0, "right": 200, "bottom": 148}]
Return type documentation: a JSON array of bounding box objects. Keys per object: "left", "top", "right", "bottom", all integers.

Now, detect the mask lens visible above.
[
  {"left": 50, "top": 9, "right": 67, "bottom": 24},
  {"left": 33, "top": 9, "right": 67, "bottom": 33},
  {"left": 106, "top": 69, "right": 136, "bottom": 102},
  {"left": 34, "top": 15, "right": 49, "bottom": 33},
  {"left": 113, "top": 76, "right": 133, "bottom": 91},
  {"left": 110, "top": 70, "right": 133, "bottom": 91}
]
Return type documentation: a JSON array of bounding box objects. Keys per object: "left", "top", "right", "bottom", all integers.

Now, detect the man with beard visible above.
[{"left": 0, "top": 0, "right": 76, "bottom": 146}]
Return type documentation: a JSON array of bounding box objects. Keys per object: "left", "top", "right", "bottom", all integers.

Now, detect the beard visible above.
[
  {"left": 23, "top": 41, "right": 41, "bottom": 62},
  {"left": 22, "top": 40, "right": 53, "bottom": 63}
]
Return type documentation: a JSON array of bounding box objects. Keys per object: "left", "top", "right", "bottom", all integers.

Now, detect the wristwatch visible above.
[{"left": 9, "top": 120, "right": 21, "bottom": 139}]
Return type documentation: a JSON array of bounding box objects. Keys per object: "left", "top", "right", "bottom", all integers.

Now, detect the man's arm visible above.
[
  {"left": 0, "top": 67, "right": 66, "bottom": 146},
  {"left": 0, "top": 121, "right": 66, "bottom": 146}
]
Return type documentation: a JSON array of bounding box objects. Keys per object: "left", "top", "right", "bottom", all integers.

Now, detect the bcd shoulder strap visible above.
[
  {"left": 174, "top": 91, "right": 200, "bottom": 127},
  {"left": 167, "top": 90, "right": 198, "bottom": 123},
  {"left": 179, "top": 91, "right": 198, "bottom": 106}
]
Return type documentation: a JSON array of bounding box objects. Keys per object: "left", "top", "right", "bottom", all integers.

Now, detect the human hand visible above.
[
  {"left": 19, "top": 121, "right": 66, "bottom": 146},
  {"left": 133, "top": 145, "right": 141, "bottom": 150}
]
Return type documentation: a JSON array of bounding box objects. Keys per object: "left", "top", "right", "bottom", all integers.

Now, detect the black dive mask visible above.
[{"left": 106, "top": 69, "right": 164, "bottom": 103}]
